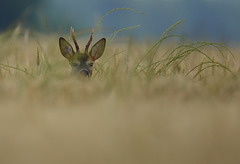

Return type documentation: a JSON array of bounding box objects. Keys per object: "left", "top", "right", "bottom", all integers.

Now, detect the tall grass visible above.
[
  {"left": 0, "top": 9, "right": 236, "bottom": 81},
  {"left": 134, "top": 20, "right": 235, "bottom": 80}
]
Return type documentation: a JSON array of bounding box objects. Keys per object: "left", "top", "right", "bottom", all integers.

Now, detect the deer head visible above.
[{"left": 59, "top": 27, "right": 106, "bottom": 78}]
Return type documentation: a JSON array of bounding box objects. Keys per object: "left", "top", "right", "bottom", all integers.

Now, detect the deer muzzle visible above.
[{"left": 79, "top": 69, "right": 90, "bottom": 78}]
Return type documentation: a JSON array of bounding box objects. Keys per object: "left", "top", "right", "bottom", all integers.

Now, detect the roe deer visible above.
[{"left": 59, "top": 27, "right": 106, "bottom": 77}]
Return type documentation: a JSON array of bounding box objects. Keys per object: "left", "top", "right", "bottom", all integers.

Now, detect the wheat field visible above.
[{"left": 0, "top": 25, "right": 240, "bottom": 164}]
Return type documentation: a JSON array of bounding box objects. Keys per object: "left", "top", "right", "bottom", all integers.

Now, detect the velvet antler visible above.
[
  {"left": 70, "top": 26, "right": 79, "bottom": 52},
  {"left": 85, "top": 28, "right": 94, "bottom": 53}
]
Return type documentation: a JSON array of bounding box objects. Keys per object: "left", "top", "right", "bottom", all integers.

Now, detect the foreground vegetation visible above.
[{"left": 1, "top": 23, "right": 240, "bottom": 163}]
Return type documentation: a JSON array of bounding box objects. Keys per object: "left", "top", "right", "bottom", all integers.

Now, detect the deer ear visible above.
[
  {"left": 89, "top": 38, "right": 106, "bottom": 61},
  {"left": 59, "top": 37, "right": 75, "bottom": 59}
]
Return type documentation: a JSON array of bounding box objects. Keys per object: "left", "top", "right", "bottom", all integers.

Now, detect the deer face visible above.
[{"left": 59, "top": 27, "right": 106, "bottom": 78}]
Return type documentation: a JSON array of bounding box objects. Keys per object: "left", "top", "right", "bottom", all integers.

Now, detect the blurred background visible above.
[{"left": 1, "top": 0, "right": 240, "bottom": 43}]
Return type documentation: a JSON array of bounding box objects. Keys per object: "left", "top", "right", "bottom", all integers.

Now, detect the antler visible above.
[
  {"left": 85, "top": 28, "right": 94, "bottom": 53},
  {"left": 70, "top": 26, "right": 79, "bottom": 52}
]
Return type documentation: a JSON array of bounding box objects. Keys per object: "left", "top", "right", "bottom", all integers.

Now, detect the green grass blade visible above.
[{"left": 94, "top": 8, "right": 145, "bottom": 39}]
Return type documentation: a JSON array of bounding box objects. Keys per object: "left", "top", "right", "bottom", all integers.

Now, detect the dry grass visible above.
[{"left": 1, "top": 28, "right": 240, "bottom": 164}]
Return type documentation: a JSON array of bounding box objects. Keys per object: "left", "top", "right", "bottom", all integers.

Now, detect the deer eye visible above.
[{"left": 88, "top": 62, "right": 93, "bottom": 68}]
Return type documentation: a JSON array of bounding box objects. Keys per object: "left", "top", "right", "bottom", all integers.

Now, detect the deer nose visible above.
[{"left": 79, "top": 69, "right": 90, "bottom": 77}]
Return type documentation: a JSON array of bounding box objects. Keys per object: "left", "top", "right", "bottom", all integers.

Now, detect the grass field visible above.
[{"left": 1, "top": 25, "right": 240, "bottom": 164}]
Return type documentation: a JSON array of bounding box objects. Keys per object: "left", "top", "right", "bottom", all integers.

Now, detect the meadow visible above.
[{"left": 1, "top": 20, "right": 240, "bottom": 163}]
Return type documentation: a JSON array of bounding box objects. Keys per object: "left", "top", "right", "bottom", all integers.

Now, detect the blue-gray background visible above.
[{"left": 1, "top": 0, "right": 240, "bottom": 43}]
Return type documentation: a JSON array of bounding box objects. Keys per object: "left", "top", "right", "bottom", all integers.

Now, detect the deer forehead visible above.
[{"left": 69, "top": 52, "right": 91, "bottom": 63}]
